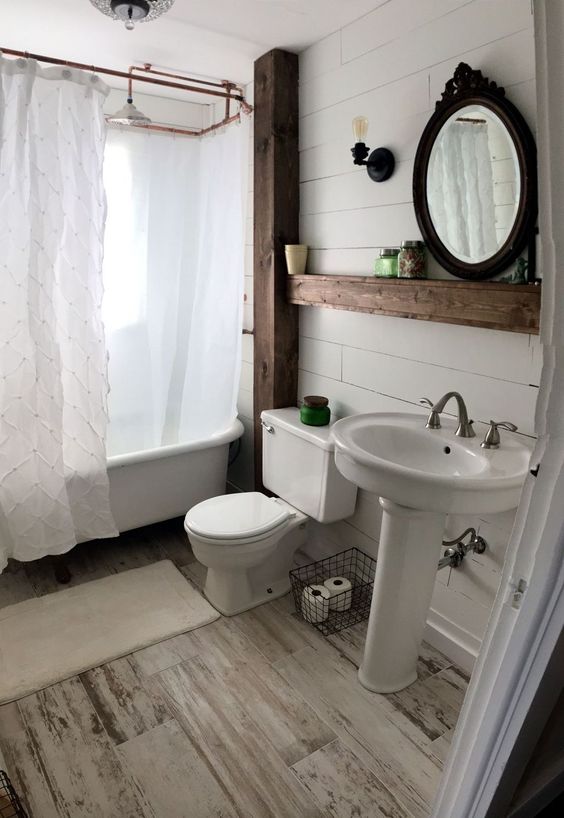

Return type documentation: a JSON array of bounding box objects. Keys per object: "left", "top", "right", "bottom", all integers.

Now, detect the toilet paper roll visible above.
[
  {"left": 301, "top": 584, "right": 331, "bottom": 624},
  {"left": 324, "top": 576, "right": 353, "bottom": 612}
]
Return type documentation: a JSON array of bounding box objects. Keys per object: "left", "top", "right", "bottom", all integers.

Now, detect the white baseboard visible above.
[{"left": 424, "top": 607, "right": 481, "bottom": 675}]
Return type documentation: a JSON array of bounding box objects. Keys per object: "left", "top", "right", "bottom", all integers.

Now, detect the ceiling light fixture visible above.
[
  {"left": 106, "top": 96, "right": 152, "bottom": 126},
  {"left": 89, "top": 0, "right": 176, "bottom": 31}
]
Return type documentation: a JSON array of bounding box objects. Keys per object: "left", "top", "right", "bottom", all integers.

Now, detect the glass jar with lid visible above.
[
  {"left": 398, "top": 241, "right": 426, "bottom": 278},
  {"left": 374, "top": 247, "right": 400, "bottom": 278},
  {"left": 300, "top": 395, "right": 331, "bottom": 426}
]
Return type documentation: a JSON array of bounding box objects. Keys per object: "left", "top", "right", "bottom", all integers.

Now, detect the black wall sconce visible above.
[{"left": 351, "top": 116, "right": 395, "bottom": 182}]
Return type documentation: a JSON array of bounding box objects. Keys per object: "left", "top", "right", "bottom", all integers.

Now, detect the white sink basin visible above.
[{"left": 332, "top": 412, "right": 531, "bottom": 514}]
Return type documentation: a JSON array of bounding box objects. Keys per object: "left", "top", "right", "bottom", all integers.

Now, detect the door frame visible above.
[{"left": 432, "top": 2, "right": 564, "bottom": 815}]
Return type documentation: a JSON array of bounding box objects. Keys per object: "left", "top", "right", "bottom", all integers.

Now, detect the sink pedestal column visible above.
[{"left": 359, "top": 498, "right": 446, "bottom": 693}]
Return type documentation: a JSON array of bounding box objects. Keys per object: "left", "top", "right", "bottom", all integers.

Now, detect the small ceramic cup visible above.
[{"left": 285, "top": 244, "right": 308, "bottom": 275}]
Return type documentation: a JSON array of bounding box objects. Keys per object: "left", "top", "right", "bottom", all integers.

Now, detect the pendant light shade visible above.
[
  {"left": 107, "top": 99, "right": 152, "bottom": 126},
  {"left": 89, "top": 0, "right": 176, "bottom": 30}
]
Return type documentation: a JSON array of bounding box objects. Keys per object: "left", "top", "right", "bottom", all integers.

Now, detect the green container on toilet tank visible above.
[{"left": 300, "top": 396, "right": 331, "bottom": 427}]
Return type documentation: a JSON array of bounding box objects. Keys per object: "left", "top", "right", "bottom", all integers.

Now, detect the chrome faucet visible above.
[{"left": 419, "top": 392, "right": 476, "bottom": 438}]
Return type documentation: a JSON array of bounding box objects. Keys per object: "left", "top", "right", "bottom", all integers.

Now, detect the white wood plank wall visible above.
[
  {"left": 297, "top": 0, "right": 541, "bottom": 670},
  {"left": 228, "top": 81, "right": 255, "bottom": 492}
]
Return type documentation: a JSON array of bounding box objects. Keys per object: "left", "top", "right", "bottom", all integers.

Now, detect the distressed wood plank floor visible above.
[{"left": 0, "top": 517, "right": 469, "bottom": 817}]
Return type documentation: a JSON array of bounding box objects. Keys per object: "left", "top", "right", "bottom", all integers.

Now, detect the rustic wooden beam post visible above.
[{"left": 253, "top": 49, "right": 300, "bottom": 490}]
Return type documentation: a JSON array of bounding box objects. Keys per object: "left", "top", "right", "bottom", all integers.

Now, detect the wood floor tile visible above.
[
  {"left": 0, "top": 702, "right": 59, "bottom": 818},
  {"left": 232, "top": 593, "right": 324, "bottom": 663},
  {"left": 0, "top": 524, "right": 469, "bottom": 818},
  {"left": 325, "top": 620, "right": 368, "bottom": 666},
  {"left": 80, "top": 657, "right": 172, "bottom": 745},
  {"left": 0, "top": 678, "right": 151, "bottom": 817},
  {"left": 229, "top": 660, "right": 337, "bottom": 766},
  {"left": 179, "top": 561, "right": 207, "bottom": 591},
  {"left": 0, "top": 563, "right": 36, "bottom": 609},
  {"left": 23, "top": 543, "right": 112, "bottom": 597},
  {"left": 131, "top": 614, "right": 258, "bottom": 680},
  {"left": 186, "top": 618, "right": 336, "bottom": 765},
  {"left": 292, "top": 739, "right": 412, "bottom": 818},
  {"left": 282, "top": 594, "right": 452, "bottom": 684},
  {"left": 327, "top": 621, "right": 453, "bottom": 684},
  {"left": 153, "top": 657, "right": 322, "bottom": 818},
  {"left": 274, "top": 643, "right": 442, "bottom": 818},
  {"left": 149, "top": 519, "right": 195, "bottom": 568},
  {"left": 293, "top": 548, "right": 317, "bottom": 567},
  {"left": 388, "top": 676, "right": 460, "bottom": 744},
  {"left": 118, "top": 721, "right": 238, "bottom": 818},
  {"left": 100, "top": 532, "right": 169, "bottom": 574},
  {"left": 131, "top": 633, "right": 201, "bottom": 677},
  {"left": 416, "top": 643, "right": 454, "bottom": 681},
  {"left": 182, "top": 616, "right": 254, "bottom": 673},
  {"left": 428, "top": 729, "right": 454, "bottom": 768},
  {"left": 422, "top": 666, "right": 469, "bottom": 713}
]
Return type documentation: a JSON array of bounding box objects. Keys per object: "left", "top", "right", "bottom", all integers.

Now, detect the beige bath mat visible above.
[{"left": 0, "top": 560, "right": 219, "bottom": 704}]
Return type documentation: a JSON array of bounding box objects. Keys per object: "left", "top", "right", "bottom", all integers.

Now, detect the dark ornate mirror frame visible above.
[{"left": 413, "top": 62, "right": 537, "bottom": 280}]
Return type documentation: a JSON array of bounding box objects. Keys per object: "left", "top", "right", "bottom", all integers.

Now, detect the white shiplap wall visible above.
[
  {"left": 297, "top": 0, "right": 541, "bottom": 670},
  {"left": 228, "top": 82, "right": 255, "bottom": 492}
]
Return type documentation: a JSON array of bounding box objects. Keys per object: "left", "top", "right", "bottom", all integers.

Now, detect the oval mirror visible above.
[{"left": 413, "top": 63, "right": 537, "bottom": 280}]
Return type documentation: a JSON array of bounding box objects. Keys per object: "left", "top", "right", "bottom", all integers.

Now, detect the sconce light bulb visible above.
[{"left": 352, "top": 116, "right": 369, "bottom": 143}]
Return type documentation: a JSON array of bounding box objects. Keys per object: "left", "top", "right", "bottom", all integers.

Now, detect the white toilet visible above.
[{"left": 184, "top": 407, "right": 357, "bottom": 615}]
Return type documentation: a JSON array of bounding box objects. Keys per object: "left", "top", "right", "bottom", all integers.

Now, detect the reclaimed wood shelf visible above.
[{"left": 287, "top": 275, "right": 541, "bottom": 334}]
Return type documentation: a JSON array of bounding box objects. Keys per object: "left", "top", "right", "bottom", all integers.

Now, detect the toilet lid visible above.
[{"left": 185, "top": 492, "right": 292, "bottom": 541}]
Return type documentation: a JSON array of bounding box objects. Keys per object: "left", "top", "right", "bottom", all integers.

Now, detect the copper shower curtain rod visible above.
[{"left": 1, "top": 48, "right": 253, "bottom": 137}]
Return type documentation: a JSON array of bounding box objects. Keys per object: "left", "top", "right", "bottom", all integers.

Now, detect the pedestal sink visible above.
[{"left": 331, "top": 412, "right": 532, "bottom": 693}]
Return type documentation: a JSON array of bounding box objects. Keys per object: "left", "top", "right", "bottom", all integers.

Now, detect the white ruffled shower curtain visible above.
[
  {"left": 0, "top": 56, "right": 118, "bottom": 570},
  {"left": 0, "top": 54, "right": 250, "bottom": 569},
  {"left": 103, "top": 118, "right": 249, "bottom": 455},
  {"left": 428, "top": 120, "right": 498, "bottom": 262}
]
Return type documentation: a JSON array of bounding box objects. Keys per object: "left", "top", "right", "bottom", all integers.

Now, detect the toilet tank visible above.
[{"left": 261, "top": 408, "right": 357, "bottom": 523}]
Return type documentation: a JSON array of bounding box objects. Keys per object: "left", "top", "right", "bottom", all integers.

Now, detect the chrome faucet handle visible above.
[
  {"left": 481, "top": 420, "right": 518, "bottom": 449},
  {"left": 419, "top": 397, "right": 441, "bottom": 429}
]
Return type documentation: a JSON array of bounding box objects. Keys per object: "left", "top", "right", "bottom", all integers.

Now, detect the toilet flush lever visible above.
[{"left": 261, "top": 421, "right": 275, "bottom": 434}]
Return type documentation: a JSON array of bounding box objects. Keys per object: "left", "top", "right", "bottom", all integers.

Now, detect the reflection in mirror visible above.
[
  {"left": 427, "top": 105, "right": 520, "bottom": 264},
  {"left": 413, "top": 63, "right": 537, "bottom": 280}
]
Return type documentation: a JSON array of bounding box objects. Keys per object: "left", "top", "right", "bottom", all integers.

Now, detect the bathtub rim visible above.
[{"left": 107, "top": 417, "right": 244, "bottom": 470}]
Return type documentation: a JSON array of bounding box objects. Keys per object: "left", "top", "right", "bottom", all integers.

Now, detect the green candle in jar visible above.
[
  {"left": 300, "top": 396, "right": 331, "bottom": 426},
  {"left": 374, "top": 248, "right": 400, "bottom": 278}
]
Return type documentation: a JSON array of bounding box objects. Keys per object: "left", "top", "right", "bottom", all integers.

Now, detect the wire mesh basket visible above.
[
  {"left": 0, "top": 771, "right": 27, "bottom": 818},
  {"left": 290, "top": 547, "right": 376, "bottom": 636}
]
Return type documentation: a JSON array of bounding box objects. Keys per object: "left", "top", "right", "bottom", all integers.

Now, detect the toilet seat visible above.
[{"left": 185, "top": 492, "right": 292, "bottom": 542}]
